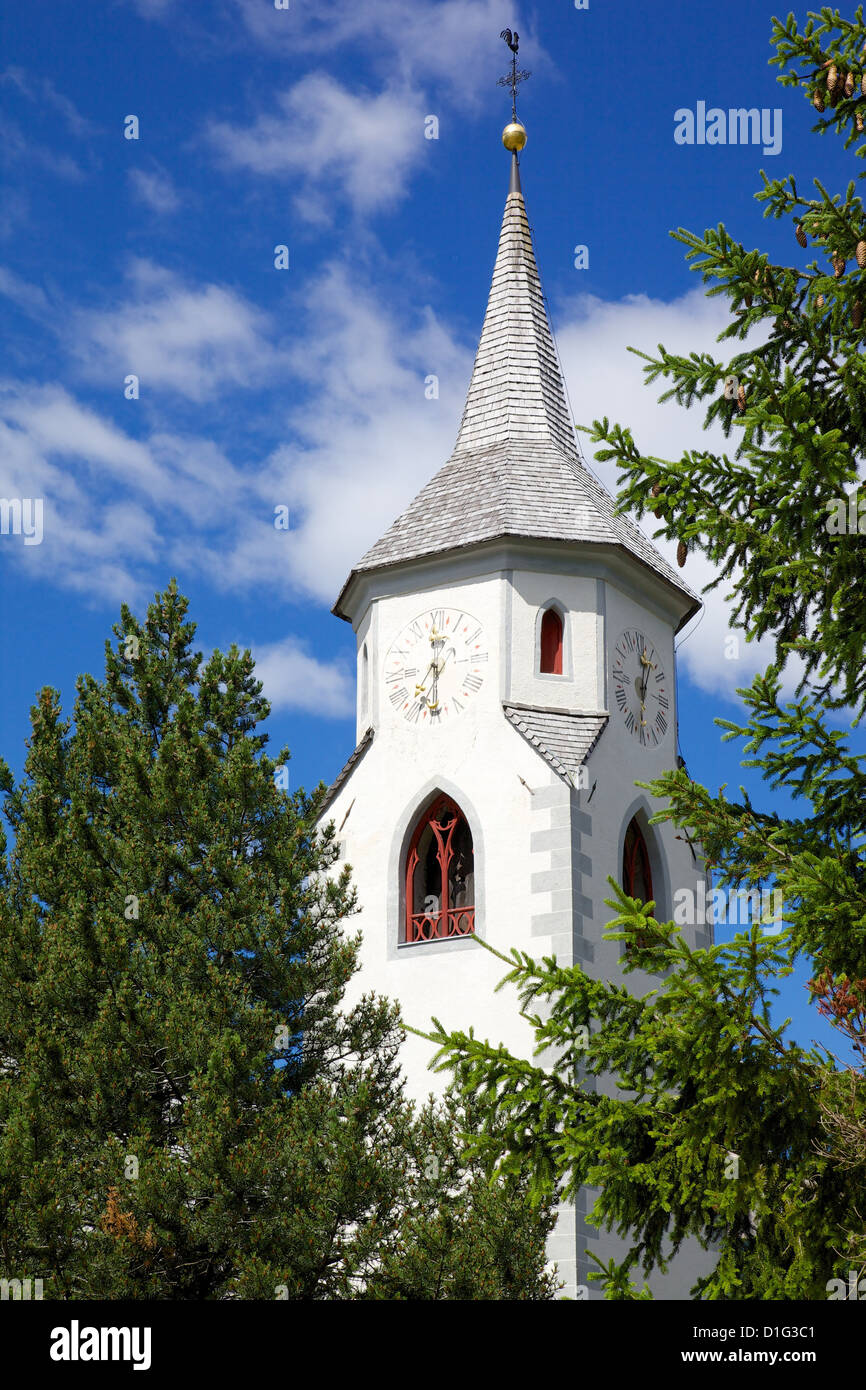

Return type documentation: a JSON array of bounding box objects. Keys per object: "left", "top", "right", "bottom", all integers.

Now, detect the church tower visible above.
[{"left": 319, "top": 114, "right": 712, "bottom": 1298}]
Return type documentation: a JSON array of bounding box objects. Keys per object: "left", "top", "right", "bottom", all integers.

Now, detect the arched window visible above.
[
  {"left": 623, "top": 817, "right": 653, "bottom": 950},
  {"left": 623, "top": 818, "right": 652, "bottom": 905},
  {"left": 540, "top": 608, "right": 563, "bottom": 675},
  {"left": 404, "top": 794, "right": 475, "bottom": 944},
  {"left": 360, "top": 643, "right": 368, "bottom": 720}
]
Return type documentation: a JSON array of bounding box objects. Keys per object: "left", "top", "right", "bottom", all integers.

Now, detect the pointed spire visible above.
[
  {"left": 452, "top": 156, "right": 576, "bottom": 460},
  {"left": 333, "top": 132, "right": 699, "bottom": 625}
]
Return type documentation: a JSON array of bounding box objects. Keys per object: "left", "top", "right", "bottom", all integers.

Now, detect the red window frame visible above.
[
  {"left": 404, "top": 794, "right": 475, "bottom": 944},
  {"left": 540, "top": 608, "right": 563, "bottom": 675}
]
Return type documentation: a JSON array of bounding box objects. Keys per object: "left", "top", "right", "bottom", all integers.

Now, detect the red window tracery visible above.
[
  {"left": 404, "top": 795, "right": 475, "bottom": 944},
  {"left": 540, "top": 608, "right": 563, "bottom": 674}
]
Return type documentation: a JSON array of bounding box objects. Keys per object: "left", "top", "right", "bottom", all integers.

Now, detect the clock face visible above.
[
  {"left": 384, "top": 607, "right": 488, "bottom": 725},
  {"left": 611, "top": 628, "right": 669, "bottom": 748}
]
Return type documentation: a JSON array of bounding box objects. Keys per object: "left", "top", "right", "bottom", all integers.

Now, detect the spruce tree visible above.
[
  {"left": 0, "top": 582, "right": 554, "bottom": 1299},
  {"left": 426, "top": 8, "right": 866, "bottom": 1299}
]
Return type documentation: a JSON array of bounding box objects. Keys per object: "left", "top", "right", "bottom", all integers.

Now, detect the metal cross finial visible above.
[{"left": 497, "top": 28, "right": 531, "bottom": 121}]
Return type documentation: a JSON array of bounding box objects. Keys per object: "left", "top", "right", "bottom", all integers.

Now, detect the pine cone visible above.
[
  {"left": 796, "top": 223, "right": 808, "bottom": 248},
  {"left": 651, "top": 482, "right": 663, "bottom": 519},
  {"left": 737, "top": 383, "right": 747, "bottom": 412},
  {"left": 744, "top": 291, "right": 753, "bottom": 308},
  {"left": 834, "top": 254, "right": 846, "bottom": 278},
  {"left": 858, "top": 111, "right": 865, "bottom": 133},
  {"left": 828, "top": 63, "right": 838, "bottom": 91},
  {"left": 846, "top": 72, "right": 855, "bottom": 97},
  {"left": 862, "top": 73, "right": 866, "bottom": 95},
  {"left": 854, "top": 300, "right": 863, "bottom": 329},
  {"left": 677, "top": 540, "right": 687, "bottom": 568},
  {"left": 813, "top": 90, "right": 826, "bottom": 112},
  {"left": 816, "top": 293, "right": 825, "bottom": 308},
  {"left": 857, "top": 240, "right": 866, "bottom": 268}
]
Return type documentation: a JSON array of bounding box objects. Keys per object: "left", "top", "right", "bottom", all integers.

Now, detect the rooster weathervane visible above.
[{"left": 497, "top": 28, "right": 531, "bottom": 122}]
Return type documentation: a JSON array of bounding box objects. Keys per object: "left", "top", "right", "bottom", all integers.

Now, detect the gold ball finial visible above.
[{"left": 502, "top": 120, "right": 527, "bottom": 151}]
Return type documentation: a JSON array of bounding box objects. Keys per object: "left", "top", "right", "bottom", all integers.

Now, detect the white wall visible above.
[{"left": 322, "top": 559, "right": 710, "bottom": 1298}]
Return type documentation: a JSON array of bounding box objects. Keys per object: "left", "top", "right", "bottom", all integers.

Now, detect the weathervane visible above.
[
  {"left": 497, "top": 28, "right": 531, "bottom": 122},
  {"left": 498, "top": 28, "right": 529, "bottom": 159}
]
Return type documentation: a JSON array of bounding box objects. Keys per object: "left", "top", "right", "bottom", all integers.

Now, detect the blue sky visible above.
[{"left": 0, "top": 0, "right": 861, "bottom": 1059}]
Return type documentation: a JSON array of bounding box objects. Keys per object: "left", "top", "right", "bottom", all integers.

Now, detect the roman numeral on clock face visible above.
[
  {"left": 612, "top": 628, "right": 667, "bottom": 743},
  {"left": 385, "top": 608, "right": 487, "bottom": 724}
]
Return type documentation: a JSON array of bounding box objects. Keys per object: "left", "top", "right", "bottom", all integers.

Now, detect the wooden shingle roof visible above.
[{"left": 335, "top": 156, "right": 698, "bottom": 619}]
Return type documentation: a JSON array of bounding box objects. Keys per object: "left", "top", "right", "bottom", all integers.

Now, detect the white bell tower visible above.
[{"left": 319, "top": 134, "right": 712, "bottom": 1299}]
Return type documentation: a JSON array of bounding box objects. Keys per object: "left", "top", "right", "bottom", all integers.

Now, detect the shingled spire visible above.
[
  {"left": 452, "top": 153, "right": 577, "bottom": 461},
  {"left": 334, "top": 146, "right": 699, "bottom": 624}
]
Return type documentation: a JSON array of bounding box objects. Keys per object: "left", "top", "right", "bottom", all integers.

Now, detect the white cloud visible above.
[
  {"left": 205, "top": 74, "right": 425, "bottom": 222},
  {"left": 71, "top": 260, "right": 275, "bottom": 401},
  {"left": 128, "top": 164, "right": 181, "bottom": 214},
  {"left": 0, "top": 67, "right": 96, "bottom": 137},
  {"left": 0, "top": 117, "right": 84, "bottom": 181},
  {"left": 208, "top": 260, "right": 471, "bottom": 601},
  {"left": 554, "top": 288, "right": 788, "bottom": 701},
  {"left": 0, "top": 265, "right": 52, "bottom": 318},
  {"left": 0, "top": 188, "right": 29, "bottom": 240},
  {"left": 230, "top": 0, "right": 537, "bottom": 102},
  {"left": 0, "top": 382, "right": 243, "bottom": 602},
  {"left": 251, "top": 637, "right": 354, "bottom": 718},
  {"left": 0, "top": 382, "right": 159, "bottom": 489}
]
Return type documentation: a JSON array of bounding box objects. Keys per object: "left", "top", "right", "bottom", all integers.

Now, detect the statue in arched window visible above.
[{"left": 404, "top": 795, "right": 475, "bottom": 943}]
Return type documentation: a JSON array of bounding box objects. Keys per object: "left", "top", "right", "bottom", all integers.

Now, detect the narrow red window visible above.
[
  {"left": 404, "top": 795, "right": 475, "bottom": 944},
  {"left": 540, "top": 608, "right": 563, "bottom": 674}
]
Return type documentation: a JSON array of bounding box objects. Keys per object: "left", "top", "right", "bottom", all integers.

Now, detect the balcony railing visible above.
[{"left": 406, "top": 907, "right": 475, "bottom": 944}]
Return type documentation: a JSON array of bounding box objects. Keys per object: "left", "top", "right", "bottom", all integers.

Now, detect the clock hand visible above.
[
  {"left": 435, "top": 646, "right": 455, "bottom": 675},
  {"left": 415, "top": 656, "right": 437, "bottom": 697},
  {"left": 424, "top": 632, "right": 451, "bottom": 709},
  {"left": 638, "top": 648, "right": 655, "bottom": 704}
]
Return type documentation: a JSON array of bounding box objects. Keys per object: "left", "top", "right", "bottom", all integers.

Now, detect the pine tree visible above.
[
  {"left": 0, "top": 582, "right": 554, "bottom": 1299},
  {"left": 425, "top": 9, "right": 866, "bottom": 1299}
]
